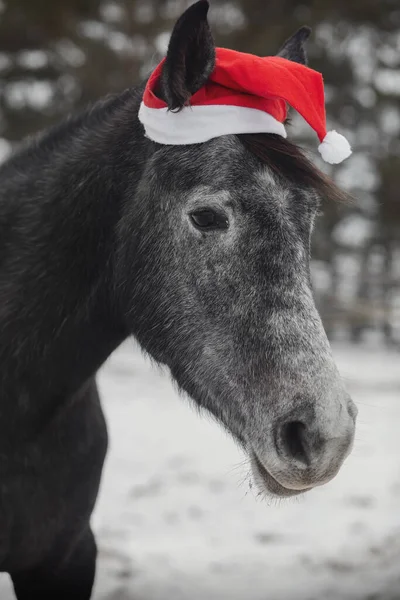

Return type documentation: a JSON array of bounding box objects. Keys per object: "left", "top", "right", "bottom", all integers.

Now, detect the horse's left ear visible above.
[
  {"left": 160, "top": 0, "right": 216, "bottom": 111},
  {"left": 276, "top": 26, "right": 311, "bottom": 65}
]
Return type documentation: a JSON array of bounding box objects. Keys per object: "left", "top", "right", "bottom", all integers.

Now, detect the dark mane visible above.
[{"left": 238, "top": 133, "right": 350, "bottom": 204}]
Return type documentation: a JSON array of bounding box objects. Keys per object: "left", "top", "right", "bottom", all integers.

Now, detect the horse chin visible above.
[{"left": 250, "top": 452, "right": 309, "bottom": 499}]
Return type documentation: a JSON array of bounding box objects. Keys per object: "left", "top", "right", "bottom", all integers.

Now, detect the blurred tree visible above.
[{"left": 0, "top": 0, "right": 399, "bottom": 343}]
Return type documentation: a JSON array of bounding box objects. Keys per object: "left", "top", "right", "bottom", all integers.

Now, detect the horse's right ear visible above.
[{"left": 159, "top": 0, "right": 215, "bottom": 111}]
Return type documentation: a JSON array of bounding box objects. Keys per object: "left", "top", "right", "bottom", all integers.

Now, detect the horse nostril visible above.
[
  {"left": 279, "top": 421, "right": 310, "bottom": 466},
  {"left": 267, "top": 405, "right": 355, "bottom": 490},
  {"left": 347, "top": 398, "right": 358, "bottom": 421}
]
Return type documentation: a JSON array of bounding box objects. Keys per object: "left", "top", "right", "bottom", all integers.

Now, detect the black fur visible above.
[
  {"left": 0, "top": 89, "right": 143, "bottom": 597},
  {"left": 160, "top": 0, "right": 215, "bottom": 110},
  {"left": 277, "top": 26, "right": 311, "bottom": 65}
]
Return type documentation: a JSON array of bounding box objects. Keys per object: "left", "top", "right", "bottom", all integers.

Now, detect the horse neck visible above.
[{"left": 0, "top": 85, "right": 148, "bottom": 401}]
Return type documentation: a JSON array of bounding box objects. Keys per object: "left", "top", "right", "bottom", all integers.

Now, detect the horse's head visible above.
[{"left": 120, "top": 1, "right": 357, "bottom": 497}]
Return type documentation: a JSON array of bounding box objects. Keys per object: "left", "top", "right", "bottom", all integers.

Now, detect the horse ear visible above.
[
  {"left": 276, "top": 26, "right": 311, "bottom": 65},
  {"left": 160, "top": 0, "right": 216, "bottom": 111}
]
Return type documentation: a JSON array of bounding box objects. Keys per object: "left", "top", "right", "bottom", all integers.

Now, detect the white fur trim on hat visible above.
[
  {"left": 138, "top": 103, "right": 287, "bottom": 145},
  {"left": 318, "top": 130, "right": 352, "bottom": 165}
]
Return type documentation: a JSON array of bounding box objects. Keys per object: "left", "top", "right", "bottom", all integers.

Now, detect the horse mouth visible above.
[{"left": 250, "top": 452, "right": 309, "bottom": 498}]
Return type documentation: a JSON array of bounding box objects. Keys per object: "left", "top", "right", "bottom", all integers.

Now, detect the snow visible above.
[
  {"left": 101, "top": 3, "right": 125, "bottom": 24},
  {"left": 56, "top": 40, "right": 86, "bottom": 68},
  {"left": 375, "top": 69, "right": 400, "bottom": 96},
  {"left": 1, "top": 341, "right": 399, "bottom": 599},
  {"left": 4, "top": 81, "right": 54, "bottom": 111},
  {"left": 335, "top": 153, "right": 378, "bottom": 193},
  {"left": 333, "top": 214, "right": 374, "bottom": 248},
  {"left": 0, "top": 139, "right": 12, "bottom": 164},
  {"left": 16, "top": 50, "right": 48, "bottom": 70}
]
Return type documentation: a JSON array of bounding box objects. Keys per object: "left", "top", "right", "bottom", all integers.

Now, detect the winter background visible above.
[
  {"left": 4, "top": 342, "right": 400, "bottom": 600},
  {"left": 0, "top": 0, "right": 399, "bottom": 598}
]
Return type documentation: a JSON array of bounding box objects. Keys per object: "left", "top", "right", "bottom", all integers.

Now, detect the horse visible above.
[{"left": 0, "top": 1, "right": 357, "bottom": 598}]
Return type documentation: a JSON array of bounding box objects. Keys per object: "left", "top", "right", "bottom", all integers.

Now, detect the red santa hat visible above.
[{"left": 139, "top": 48, "right": 352, "bottom": 165}]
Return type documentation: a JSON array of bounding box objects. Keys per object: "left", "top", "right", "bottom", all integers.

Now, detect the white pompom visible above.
[{"left": 318, "top": 130, "right": 352, "bottom": 164}]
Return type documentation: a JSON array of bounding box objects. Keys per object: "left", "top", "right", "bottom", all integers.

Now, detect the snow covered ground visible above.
[{"left": 1, "top": 341, "right": 399, "bottom": 599}]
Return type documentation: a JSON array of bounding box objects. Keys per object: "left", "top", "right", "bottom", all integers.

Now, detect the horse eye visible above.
[{"left": 190, "top": 209, "right": 229, "bottom": 231}]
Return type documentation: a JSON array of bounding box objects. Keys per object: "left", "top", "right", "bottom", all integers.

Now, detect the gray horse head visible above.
[{"left": 120, "top": 0, "right": 357, "bottom": 497}]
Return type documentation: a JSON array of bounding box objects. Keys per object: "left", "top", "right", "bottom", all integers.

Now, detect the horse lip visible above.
[{"left": 250, "top": 451, "right": 311, "bottom": 498}]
